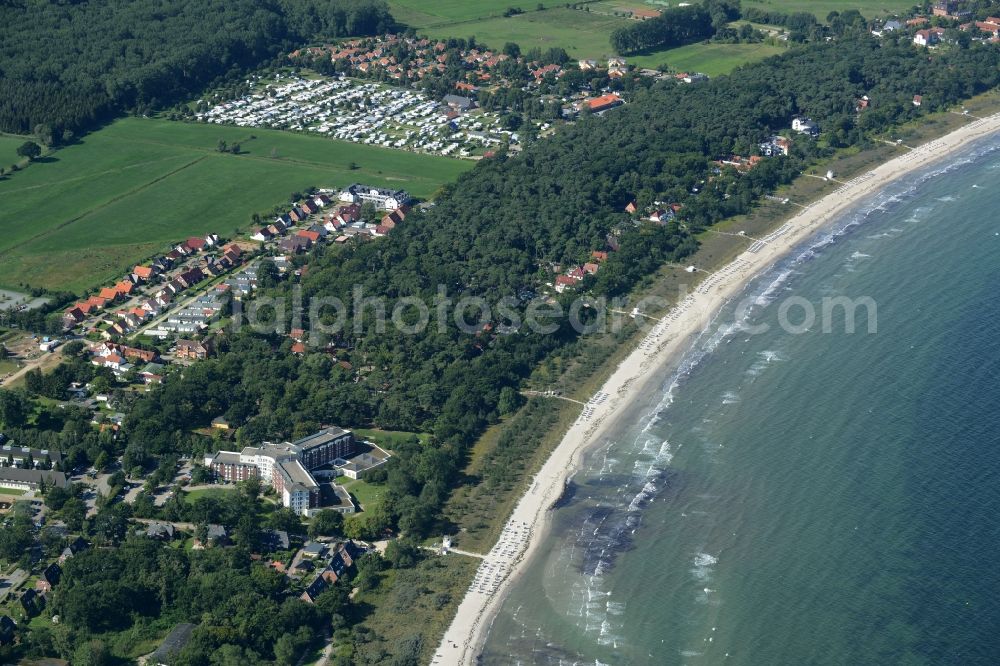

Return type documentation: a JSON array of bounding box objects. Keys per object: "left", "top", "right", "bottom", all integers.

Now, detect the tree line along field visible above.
[{"left": 0, "top": 118, "right": 472, "bottom": 294}]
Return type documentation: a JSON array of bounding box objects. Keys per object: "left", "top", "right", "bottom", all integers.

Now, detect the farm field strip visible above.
[{"left": 0, "top": 118, "right": 472, "bottom": 292}]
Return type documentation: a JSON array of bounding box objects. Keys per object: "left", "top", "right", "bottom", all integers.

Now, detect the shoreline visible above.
[{"left": 432, "top": 110, "right": 1000, "bottom": 666}]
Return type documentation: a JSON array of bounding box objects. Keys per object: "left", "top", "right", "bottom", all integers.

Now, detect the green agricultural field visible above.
[
  {"left": 421, "top": 8, "right": 630, "bottom": 59},
  {"left": 0, "top": 118, "right": 472, "bottom": 293},
  {"left": 0, "top": 134, "right": 30, "bottom": 165},
  {"left": 629, "top": 41, "right": 788, "bottom": 76},
  {"left": 741, "top": 0, "right": 913, "bottom": 19},
  {"left": 387, "top": 0, "right": 544, "bottom": 28}
]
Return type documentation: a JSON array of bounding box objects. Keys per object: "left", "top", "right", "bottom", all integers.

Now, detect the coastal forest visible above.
[
  {"left": 5, "top": 2, "right": 1000, "bottom": 664},
  {"left": 0, "top": 0, "right": 394, "bottom": 138}
]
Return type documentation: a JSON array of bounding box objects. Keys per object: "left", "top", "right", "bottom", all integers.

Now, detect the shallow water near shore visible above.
[{"left": 481, "top": 140, "right": 1000, "bottom": 665}]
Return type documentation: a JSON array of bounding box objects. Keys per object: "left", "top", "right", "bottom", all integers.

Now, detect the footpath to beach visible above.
[{"left": 432, "top": 111, "right": 1000, "bottom": 666}]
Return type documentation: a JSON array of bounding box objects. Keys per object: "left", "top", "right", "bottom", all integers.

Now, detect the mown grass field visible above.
[
  {"left": 741, "top": 0, "right": 913, "bottom": 19},
  {"left": 630, "top": 41, "right": 788, "bottom": 76},
  {"left": 387, "top": 0, "right": 544, "bottom": 28},
  {"left": 182, "top": 486, "right": 236, "bottom": 502},
  {"left": 417, "top": 7, "right": 631, "bottom": 58},
  {"left": 353, "top": 428, "right": 431, "bottom": 449},
  {"left": 0, "top": 134, "right": 29, "bottom": 166},
  {"left": 337, "top": 477, "right": 386, "bottom": 513},
  {"left": 0, "top": 118, "right": 472, "bottom": 293}
]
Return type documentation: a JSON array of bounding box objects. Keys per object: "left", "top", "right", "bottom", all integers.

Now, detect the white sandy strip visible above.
[{"left": 432, "top": 111, "right": 1000, "bottom": 666}]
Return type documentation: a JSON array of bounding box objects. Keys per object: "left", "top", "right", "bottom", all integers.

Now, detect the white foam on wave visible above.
[
  {"left": 747, "top": 349, "right": 785, "bottom": 378},
  {"left": 721, "top": 390, "right": 740, "bottom": 405},
  {"left": 691, "top": 552, "right": 719, "bottom": 583}
]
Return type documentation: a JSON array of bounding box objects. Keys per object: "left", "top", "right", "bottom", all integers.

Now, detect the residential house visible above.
[
  {"left": 35, "top": 563, "right": 61, "bottom": 593},
  {"left": 175, "top": 339, "right": 212, "bottom": 360},
  {"left": 914, "top": 28, "right": 946, "bottom": 46},
  {"left": 139, "top": 363, "right": 165, "bottom": 384},
  {"left": 185, "top": 237, "right": 207, "bottom": 252},
  {"left": 261, "top": 529, "right": 291, "bottom": 551},
  {"left": 0, "top": 616, "right": 15, "bottom": 645},
  {"left": 648, "top": 209, "right": 673, "bottom": 224},
  {"left": 554, "top": 275, "right": 577, "bottom": 293},
  {"left": 146, "top": 522, "right": 176, "bottom": 540},
  {"left": 177, "top": 268, "right": 205, "bottom": 289},
  {"left": 581, "top": 93, "right": 623, "bottom": 114},
  {"left": 63, "top": 306, "right": 86, "bottom": 328},
  {"left": 297, "top": 229, "right": 321, "bottom": 244},
  {"left": 932, "top": 0, "right": 970, "bottom": 18},
  {"left": 279, "top": 236, "right": 312, "bottom": 254},
  {"left": 792, "top": 117, "right": 819, "bottom": 136},
  {"left": 760, "top": 136, "right": 791, "bottom": 157},
  {"left": 194, "top": 524, "right": 229, "bottom": 548},
  {"left": 59, "top": 536, "right": 88, "bottom": 563},
  {"left": 98, "top": 286, "right": 120, "bottom": 303},
  {"left": 252, "top": 227, "right": 274, "bottom": 242},
  {"left": 340, "top": 184, "right": 411, "bottom": 211},
  {"left": 443, "top": 94, "right": 476, "bottom": 112},
  {"left": 872, "top": 19, "right": 902, "bottom": 36},
  {"left": 133, "top": 265, "right": 157, "bottom": 281}
]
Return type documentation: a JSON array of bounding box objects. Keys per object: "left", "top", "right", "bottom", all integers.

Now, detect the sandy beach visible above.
[{"left": 432, "top": 110, "right": 1000, "bottom": 666}]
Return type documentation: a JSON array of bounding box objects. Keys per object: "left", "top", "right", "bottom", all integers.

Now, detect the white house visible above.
[
  {"left": 339, "top": 184, "right": 411, "bottom": 211},
  {"left": 792, "top": 117, "right": 819, "bottom": 136}
]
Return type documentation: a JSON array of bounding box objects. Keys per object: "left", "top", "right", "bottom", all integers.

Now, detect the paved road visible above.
[
  {"left": 0, "top": 568, "right": 28, "bottom": 603},
  {"left": 134, "top": 517, "right": 196, "bottom": 531}
]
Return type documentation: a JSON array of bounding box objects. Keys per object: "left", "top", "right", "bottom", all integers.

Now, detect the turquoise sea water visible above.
[{"left": 482, "top": 140, "right": 1000, "bottom": 665}]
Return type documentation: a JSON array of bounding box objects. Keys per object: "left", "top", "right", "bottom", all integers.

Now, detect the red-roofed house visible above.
[
  {"left": 185, "top": 237, "right": 207, "bottom": 252},
  {"left": 583, "top": 93, "right": 623, "bottom": 113},
  {"left": 133, "top": 265, "right": 155, "bottom": 281},
  {"left": 914, "top": 27, "right": 945, "bottom": 46},
  {"left": 99, "top": 287, "right": 120, "bottom": 302},
  {"left": 591, "top": 250, "right": 609, "bottom": 262},
  {"left": 87, "top": 295, "right": 108, "bottom": 310},
  {"left": 554, "top": 275, "right": 577, "bottom": 293},
  {"left": 63, "top": 307, "right": 85, "bottom": 328},
  {"left": 291, "top": 342, "right": 307, "bottom": 355},
  {"left": 297, "top": 230, "right": 321, "bottom": 244}
]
